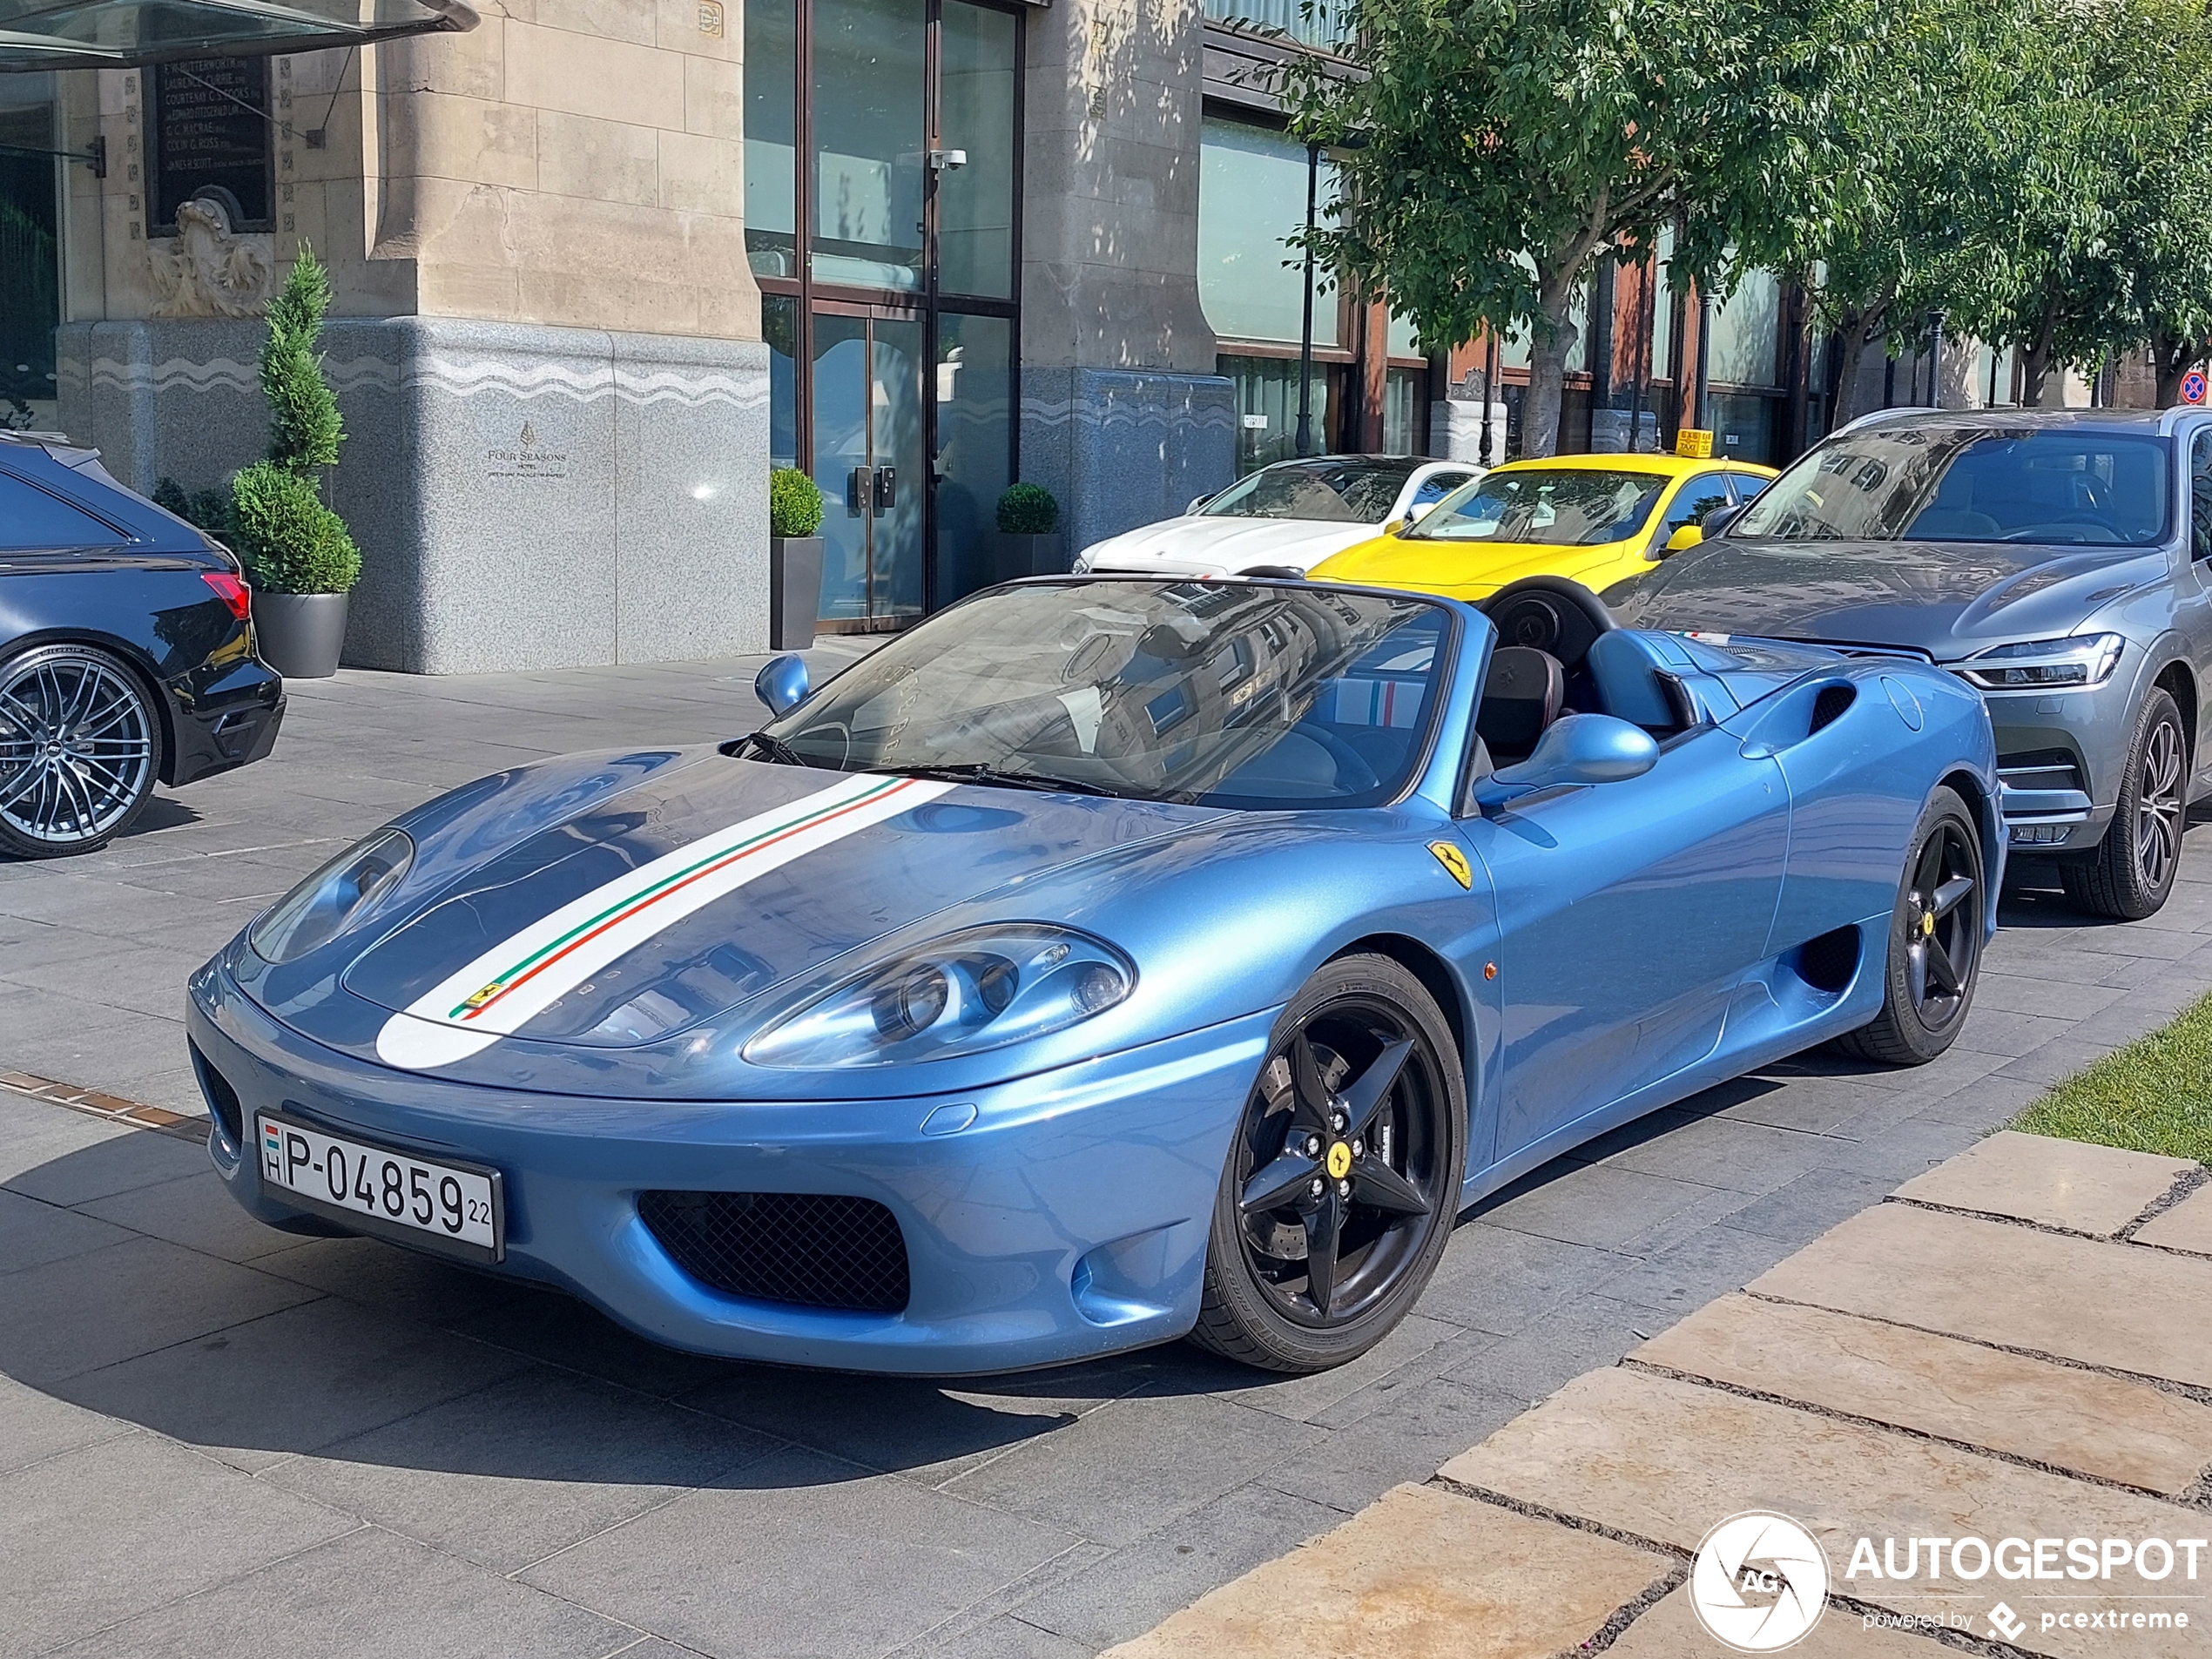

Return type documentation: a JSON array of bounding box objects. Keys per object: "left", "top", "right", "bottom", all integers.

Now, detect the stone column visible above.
[{"left": 1019, "top": 0, "right": 1235, "bottom": 560}]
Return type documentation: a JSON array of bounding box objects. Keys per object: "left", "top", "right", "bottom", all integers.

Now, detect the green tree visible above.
[
  {"left": 1280, "top": 0, "right": 1880, "bottom": 455},
  {"left": 230, "top": 244, "right": 359, "bottom": 594}
]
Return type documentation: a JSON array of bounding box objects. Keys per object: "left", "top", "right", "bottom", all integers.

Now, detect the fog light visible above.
[{"left": 2010, "top": 823, "right": 2068, "bottom": 846}]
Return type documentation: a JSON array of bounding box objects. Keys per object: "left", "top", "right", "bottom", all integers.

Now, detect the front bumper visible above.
[
  {"left": 1983, "top": 684, "right": 2128, "bottom": 854},
  {"left": 188, "top": 962, "right": 1276, "bottom": 1375}
]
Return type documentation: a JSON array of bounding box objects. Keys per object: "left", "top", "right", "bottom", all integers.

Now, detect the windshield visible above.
[
  {"left": 1408, "top": 469, "right": 1669, "bottom": 546},
  {"left": 1201, "top": 459, "right": 1418, "bottom": 523},
  {"left": 1733, "top": 426, "right": 2173, "bottom": 547},
  {"left": 761, "top": 581, "right": 1452, "bottom": 809}
]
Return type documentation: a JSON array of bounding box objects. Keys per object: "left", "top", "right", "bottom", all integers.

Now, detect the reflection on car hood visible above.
[
  {"left": 1081, "top": 515, "right": 1376, "bottom": 574},
  {"left": 234, "top": 754, "right": 1226, "bottom": 1096},
  {"left": 1313, "top": 532, "right": 1637, "bottom": 597},
  {"left": 1615, "top": 537, "right": 2168, "bottom": 657}
]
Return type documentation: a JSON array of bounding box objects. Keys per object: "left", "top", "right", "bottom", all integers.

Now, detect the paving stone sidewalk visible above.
[
  {"left": 6, "top": 654, "right": 2212, "bottom": 1657},
  {"left": 1108, "top": 1130, "right": 2212, "bottom": 1659}
]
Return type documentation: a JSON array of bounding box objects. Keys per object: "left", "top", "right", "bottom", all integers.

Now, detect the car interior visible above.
[{"left": 1470, "top": 578, "right": 1704, "bottom": 769}]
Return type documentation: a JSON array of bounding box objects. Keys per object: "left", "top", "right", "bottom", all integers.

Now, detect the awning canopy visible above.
[{"left": 0, "top": 0, "right": 475, "bottom": 72}]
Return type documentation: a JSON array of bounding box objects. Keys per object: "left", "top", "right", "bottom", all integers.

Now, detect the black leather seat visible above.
[{"left": 1476, "top": 646, "right": 1565, "bottom": 763}]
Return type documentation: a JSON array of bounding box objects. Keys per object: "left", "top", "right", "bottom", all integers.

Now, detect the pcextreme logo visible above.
[{"left": 1690, "top": 1513, "right": 1831, "bottom": 1652}]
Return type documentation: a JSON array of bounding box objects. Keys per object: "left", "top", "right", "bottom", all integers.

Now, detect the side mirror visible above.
[
  {"left": 1484, "top": 715, "right": 1659, "bottom": 798},
  {"left": 1663, "top": 523, "right": 1703, "bottom": 554},
  {"left": 754, "top": 653, "right": 811, "bottom": 716},
  {"left": 1187, "top": 495, "right": 1211, "bottom": 515},
  {"left": 1702, "top": 503, "right": 1744, "bottom": 537},
  {"left": 1382, "top": 518, "right": 1407, "bottom": 537}
]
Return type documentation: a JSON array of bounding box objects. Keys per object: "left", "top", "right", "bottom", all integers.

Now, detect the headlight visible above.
[
  {"left": 1957, "top": 632, "right": 2124, "bottom": 691},
  {"left": 743, "top": 924, "right": 1134, "bottom": 1069},
  {"left": 248, "top": 828, "right": 414, "bottom": 964}
]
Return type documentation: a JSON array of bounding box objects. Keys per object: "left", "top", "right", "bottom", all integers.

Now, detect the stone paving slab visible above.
[
  {"left": 1606, "top": 1586, "right": 1935, "bottom": 1659},
  {"left": 2134, "top": 1184, "right": 2212, "bottom": 1256},
  {"left": 1633, "top": 1291, "right": 2212, "bottom": 1494},
  {"left": 1747, "top": 1201, "right": 2212, "bottom": 1389},
  {"left": 1096, "top": 1482, "right": 1669, "bottom": 1659},
  {"left": 1891, "top": 1129, "right": 2195, "bottom": 1235},
  {"left": 1439, "top": 1366, "right": 2205, "bottom": 1659}
]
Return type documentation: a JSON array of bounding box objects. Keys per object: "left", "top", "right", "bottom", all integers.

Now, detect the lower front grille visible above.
[
  {"left": 1998, "top": 747, "right": 2086, "bottom": 794},
  {"left": 188, "top": 1038, "right": 242, "bottom": 1146},
  {"left": 638, "top": 1190, "right": 911, "bottom": 1313}
]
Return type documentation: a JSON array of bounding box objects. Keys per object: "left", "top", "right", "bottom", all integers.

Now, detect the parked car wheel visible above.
[
  {"left": 1190, "top": 954, "right": 1465, "bottom": 1372},
  {"left": 0, "top": 642, "right": 164, "bottom": 860},
  {"left": 2061, "top": 687, "right": 2186, "bottom": 921},
  {"left": 1835, "top": 786, "right": 1984, "bottom": 1066}
]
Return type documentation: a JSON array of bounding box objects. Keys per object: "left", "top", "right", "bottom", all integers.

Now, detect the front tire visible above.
[
  {"left": 1835, "top": 786, "right": 1984, "bottom": 1066},
  {"left": 1190, "top": 954, "right": 1466, "bottom": 1373},
  {"left": 0, "top": 643, "right": 164, "bottom": 860},
  {"left": 2062, "top": 688, "right": 2185, "bottom": 921}
]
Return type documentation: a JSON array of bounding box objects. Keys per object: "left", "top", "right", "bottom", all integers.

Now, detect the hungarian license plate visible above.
[{"left": 257, "top": 1112, "right": 502, "bottom": 1260}]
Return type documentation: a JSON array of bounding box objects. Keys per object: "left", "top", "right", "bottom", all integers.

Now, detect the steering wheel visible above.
[
  {"left": 2003, "top": 513, "right": 2127, "bottom": 543},
  {"left": 1291, "top": 720, "right": 1381, "bottom": 792},
  {"left": 1480, "top": 576, "right": 1618, "bottom": 674}
]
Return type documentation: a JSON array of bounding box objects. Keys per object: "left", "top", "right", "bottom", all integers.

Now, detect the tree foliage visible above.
[
  {"left": 1280, "top": 0, "right": 1882, "bottom": 454},
  {"left": 233, "top": 244, "right": 358, "bottom": 594}
]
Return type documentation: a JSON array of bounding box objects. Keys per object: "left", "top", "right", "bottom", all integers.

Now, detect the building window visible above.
[
  {"left": 745, "top": 0, "right": 799, "bottom": 279},
  {"left": 1199, "top": 118, "right": 1336, "bottom": 347},
  {"left": 811, "top": 0, "right": 927, "bottom": 293},
  {"left": 0, "top": 71, "right": 58, "bottom": 429},
  {"left": 1220, "top": 354, "right": 1335, "bottom": 473},
  {"left": 1707, "top": 267, "right": 1782, "bottom": 389},
  {"left": 937, "top": 1, "right": 1018, "bottom": 300},
  {"left": 1202, "top": 0, "right": 1346, "bottom": 50},
  {"left": 764, "top": 293, "right": 800, "bottom": 469},
  {"left": 1382, "top": 368, "right": 1420, "bottom": 455}
]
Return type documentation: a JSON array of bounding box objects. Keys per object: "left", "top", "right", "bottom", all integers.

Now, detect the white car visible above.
[{"left": 1074, "top": 455, "right": 1483, "bottom": 579}]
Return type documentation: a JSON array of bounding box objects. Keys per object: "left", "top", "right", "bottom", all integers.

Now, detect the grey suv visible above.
[{"left": 1615, "top": 409, "right": 2209, "bottom": 919}]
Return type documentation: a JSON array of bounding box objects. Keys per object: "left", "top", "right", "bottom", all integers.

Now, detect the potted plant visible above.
[
  {"left": 768, "top": 467, "right": 826, "bottom": 651},
  {"left": 995, "top": 482, "right": 1063, "bottom": 578},
  {"left": 233, "top": 246, "right": 361, "bottom": 678}
]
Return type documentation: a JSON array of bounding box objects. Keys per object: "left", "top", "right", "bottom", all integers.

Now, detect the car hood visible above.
[
  {"left": 233, "top": 753, "right": 1230, "bottom": 1096},
  {"left": 1617, "top": 537, "right": 2169, "bottom": 658},
  {"left": 1313, "top": 534, "right": 1638, "bottom": 598},
  {"left": 1082, "top": 515, "right": 1375, "bottom": 574}
]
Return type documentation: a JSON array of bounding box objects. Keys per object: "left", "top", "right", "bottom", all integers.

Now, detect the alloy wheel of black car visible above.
[
  {"left": 2063, "top": 688, "right": 2186, "bottom": 921},
  {"left": 0, "top": 644, "right": 163, "bottom": 859},
  {"left": 1838, "top": 786, "right": 1984, "bottom": 1066},
  {"left": 1191, "top": 954, "right": 1465, "bottom": 1372}
]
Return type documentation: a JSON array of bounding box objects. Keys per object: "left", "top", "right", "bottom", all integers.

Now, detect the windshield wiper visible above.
[
  {"left": 719, "top": 731, "right": 819, "bottom": 766},
  {"left": 869, "top": 762, "right": 1116, "bottom": 797}
]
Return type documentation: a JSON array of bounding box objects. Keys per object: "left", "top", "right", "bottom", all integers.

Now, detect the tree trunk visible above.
[
  {"left": 1520, "top": 280, "right": 1580, "bottom": 459},
  {"left": 2018, "top": 298, "right": 2062, "bottom": 407},
  {"left": 2151, "top": 330, "right": 2206, "bottom": 407},
  {"left": 1824, "top": 301, "right": 1886, "bottom": 428}
]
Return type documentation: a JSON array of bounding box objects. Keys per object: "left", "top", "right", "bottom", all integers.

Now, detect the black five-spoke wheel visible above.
[
  {"left": 0, "top": 644, "right": 163, "bottom": 860},
  {"left": 2063, "top": 687, "right": 2185, "bottom": 921},
  {"left": 1838, "top": 786, "right": 1984, "bottom": 1066},
  {"left": 1191, "top": 954, "right": 1465, "bottom": 1372}
]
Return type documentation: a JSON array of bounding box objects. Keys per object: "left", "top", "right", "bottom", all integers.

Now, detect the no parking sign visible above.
[{"left": 2183, "top": 369, "right": 2208, "bottom": 405}]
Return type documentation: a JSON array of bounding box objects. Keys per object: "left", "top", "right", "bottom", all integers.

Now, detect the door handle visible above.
[
  {"left": 847, "top": 466, "right": 871, "bottom": 517},
  {"left": 874, "top": 466, "right": 897, "bottom": 515}
]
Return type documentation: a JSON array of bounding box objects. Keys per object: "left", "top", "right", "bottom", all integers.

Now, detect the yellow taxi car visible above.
[{"left": 1307, "top": 451, "right": 1777, "bottom": 603}]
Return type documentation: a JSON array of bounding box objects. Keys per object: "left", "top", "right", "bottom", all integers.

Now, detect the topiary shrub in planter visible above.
[
  {"left": 767, "top": 466, "right": 826, "bottom": 651},
  {"left": 233, "top": 246, "right": 361, "bottom": 679},
  {"left": 995, "top": 482, "right": 1064, "bottom": 579}
]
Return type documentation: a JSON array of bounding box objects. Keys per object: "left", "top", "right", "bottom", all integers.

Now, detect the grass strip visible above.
[{"left": 2011, "top": 987, "right": 2212, "bottom": 1164}]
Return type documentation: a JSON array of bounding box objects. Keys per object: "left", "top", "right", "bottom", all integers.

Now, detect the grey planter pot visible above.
[
  {"left": 997, "top": 531, "right": 1066, "bottom": 579},
  {"left": 770, "top": 536, "right": 825, "bottom": 651},
  {"left": 253, "top": 590, "right": 349, "bottom": 679}
]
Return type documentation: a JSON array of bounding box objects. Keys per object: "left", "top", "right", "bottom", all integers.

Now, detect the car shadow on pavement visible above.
[{"left": 4, "top": 1130, "right": 1192, "bottom": 1495}]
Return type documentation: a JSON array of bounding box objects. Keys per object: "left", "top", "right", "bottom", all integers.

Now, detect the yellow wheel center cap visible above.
[
  {"left": 1325, "top": 1142, "right": 1353, "bottom": 1180},
  {"left": 1921, "top": 912, "right": 1936, "bottom": 938}
]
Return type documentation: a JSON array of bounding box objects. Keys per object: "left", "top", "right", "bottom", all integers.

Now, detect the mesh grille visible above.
[{"left": 638, "top": 1190, "right": 910, "bottom": 1313}]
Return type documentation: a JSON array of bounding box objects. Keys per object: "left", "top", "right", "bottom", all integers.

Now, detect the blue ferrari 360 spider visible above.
[{"left": 189, "top": 575, "right": 1999, "bottom": 1374}]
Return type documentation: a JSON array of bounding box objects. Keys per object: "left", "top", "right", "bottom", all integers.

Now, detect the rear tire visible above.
[
  {"left": 1190, "top": 954, "right": 1466, "bottom": 1373},
  {"left": 1835, "top": 786, "right": 1984, "bottom": 1067},
  {"left": 0, "top": 643, "right": 164, "bottom": 860},
  {"left": 2061, "top": 688, "right": 2185, "bottom": 921}
]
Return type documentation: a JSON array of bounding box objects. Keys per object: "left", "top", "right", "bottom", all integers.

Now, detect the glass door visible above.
[{"left": 812, "top": 307, "right": 927, "bottom": 624}]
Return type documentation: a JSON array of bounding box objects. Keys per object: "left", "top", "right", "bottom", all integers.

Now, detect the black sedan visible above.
[{"left": 0, "top": 431, "right": 284, "bottom": 858}]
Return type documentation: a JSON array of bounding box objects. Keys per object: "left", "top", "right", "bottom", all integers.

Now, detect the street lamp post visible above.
[
  {"left": 1295, "top": 139, "right": 1320, "bottom": 457},
  {"left": 1925, "top": 309, "right": 1946, "bottom": 407}
]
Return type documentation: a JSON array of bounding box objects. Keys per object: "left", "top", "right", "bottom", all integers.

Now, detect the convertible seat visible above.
[
  {"left": 1588, "top": 630, "right": 1686, "bottom": 734},
  {"left": 1476, "top": 646, "right": 1564, "bottom": 762}
]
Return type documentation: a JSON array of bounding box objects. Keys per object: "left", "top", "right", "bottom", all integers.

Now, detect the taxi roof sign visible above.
[{"left": 1675, "top": 428, "right": 1715, "bottom": 458}]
